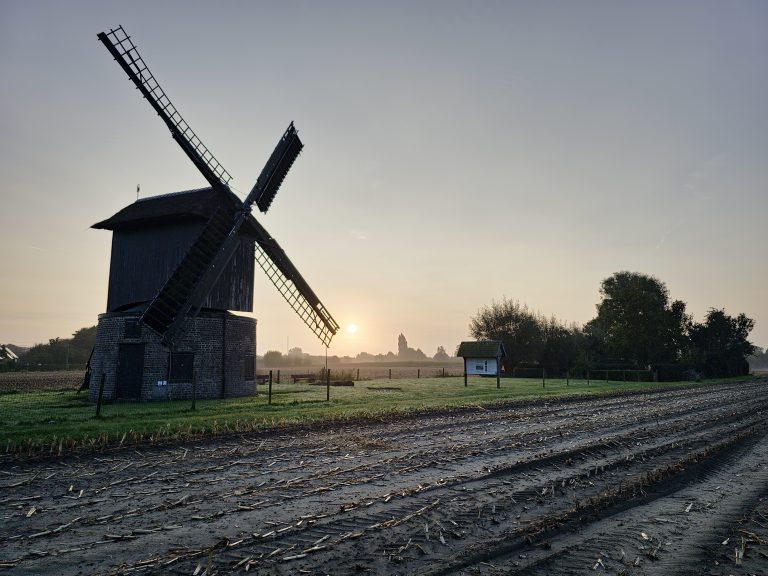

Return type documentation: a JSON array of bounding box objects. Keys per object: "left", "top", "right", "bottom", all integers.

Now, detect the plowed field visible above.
[{"left": 2, "top": 379, "right": 767, "bottom": 575}]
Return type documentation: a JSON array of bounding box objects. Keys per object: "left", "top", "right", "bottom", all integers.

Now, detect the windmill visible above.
[{"left": 87, "top": 26, "right": 339, "bottom": 401}]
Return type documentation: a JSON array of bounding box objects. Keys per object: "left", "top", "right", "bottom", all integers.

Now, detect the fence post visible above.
[
  {"left": 417, "top": 368, "right": 420, "bottom": 379},
  {"left": 268, "top": 370, "right": 273, "bottom": 405},
  {"left": 566, "top": 369, "right": 570, "bottom": 386},
  {"left": 357, "top": 368, "right": 360, "bottom": 381},
  {"left": 587, "top": 370, "right": 590, "bottom": 385},
  {"left": 443, "top": 367, "right": 445, "bottom": 377},
  {"left": 389, "top": 368, "right": 391, "bottom": 380},
  {"left": 95, "top": 372, "right": 106, "bottom": 418},
  {"left": 326, "top": 368, "right": 330, "bottom": 402},
  {"left": 277, "top": 369, "right": 280, "bottom": 384},
  {"left": 542, "top": 368, "right": 546, "bottom": 388}
]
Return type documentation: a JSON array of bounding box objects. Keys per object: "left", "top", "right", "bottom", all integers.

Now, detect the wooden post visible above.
[
  {"left": 443, "top": 367, "right": 446, "bottom": 377},
  {"left": 542, "top": 367, "right": 546, "bottom": 388},
  {"left": 357, "top": 368, "right": 360, "bottom": 380},
  {"left": 417, "top": 368, "right": 420, "bottom": 379},
  {"left": 277, "top": 369, "right": 280, "bottom": 384},
  {"left": 95, "top": 372, "right": 106, "bottom": 417},
  {"left": 268, "top": 370, "right": 273, "bottom": 405},
  {"left": 389, "top": 368, "right": 392, "bottom": 380},
  {"left": 463, "top": 358, "right": 467, "bottom": 387},
  {"left": 605, "top": 370, "right": 609, "bottom": 384},
  {"left": 326, "top": 367, "right": 330, "bottom": 402},
  {"left": 566, "top": 369, "right": 570, "bottom": 386},
  {"left": 587, "top": 370, "right": 590, "bottom": 385}
]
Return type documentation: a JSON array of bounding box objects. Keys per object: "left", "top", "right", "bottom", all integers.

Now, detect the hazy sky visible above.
[{"left": 1, "top": 0, "right": 766, "bottom": 357}]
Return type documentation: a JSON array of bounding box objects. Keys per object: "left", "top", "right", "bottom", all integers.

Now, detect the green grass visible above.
[{"left": 0, "top": 375, "right": 756, "bottom": 456}]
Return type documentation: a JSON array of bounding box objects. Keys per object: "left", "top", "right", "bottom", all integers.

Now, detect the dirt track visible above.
[{"left": 2, "top": 379, "right": 768, "bottom": 575}]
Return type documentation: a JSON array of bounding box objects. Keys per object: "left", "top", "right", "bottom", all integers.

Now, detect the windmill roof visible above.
[
  {"left": 456, "top": 341, "right": 506, "bottom": 358},
  {"left": 92, "top": 187, "right": 259, "bottom": 235}
]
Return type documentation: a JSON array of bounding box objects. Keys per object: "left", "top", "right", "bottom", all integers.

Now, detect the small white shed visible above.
[{"left": 456, "top": 341, "right": 506, "bottom": 388}]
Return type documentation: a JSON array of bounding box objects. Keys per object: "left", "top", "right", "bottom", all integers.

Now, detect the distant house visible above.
[
  {"left": 456, "top": 341, "right": 506, "bottom": 387},
  {"left": 0, "top": 345, "right": 19, "bottom": 362}
]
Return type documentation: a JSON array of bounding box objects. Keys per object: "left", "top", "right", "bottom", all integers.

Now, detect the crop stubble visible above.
[{"left": 1, "top": 379, "right": 768, "bottom": 575}]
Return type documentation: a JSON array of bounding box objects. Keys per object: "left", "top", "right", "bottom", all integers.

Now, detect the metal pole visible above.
[
  {"left": 326, "top": 365, "right": 330, "bottom": 402},
  {"left": 268, "top": 370, "right": 273, "bottom": 405}
]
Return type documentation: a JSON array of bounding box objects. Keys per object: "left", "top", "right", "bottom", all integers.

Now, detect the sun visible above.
[{"left": 346, "top": 323, "right": 358, "bottom": 334}]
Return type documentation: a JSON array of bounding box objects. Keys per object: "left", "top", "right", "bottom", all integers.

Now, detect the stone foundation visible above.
[{"left": 88, "top": 310, "right": 256, "bottom": 402}]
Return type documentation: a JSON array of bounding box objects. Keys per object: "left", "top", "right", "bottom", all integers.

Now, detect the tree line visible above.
[
  {"left": 1, "top": 326, "right": 96, "bottom": 371},
  {"left": 469, "top": 271, "right": 757, "bottom": 381},
  {"left": 260, "top": 335, "right": 452, "bottom": 367}
]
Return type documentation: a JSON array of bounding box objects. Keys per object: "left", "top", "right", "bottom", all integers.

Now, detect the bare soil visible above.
[
  {"left": 2, "top": 379, "right": 768, "bottom": 575},
  {"left": 0, "top": 371, "right": 84, "bottom": 392}
]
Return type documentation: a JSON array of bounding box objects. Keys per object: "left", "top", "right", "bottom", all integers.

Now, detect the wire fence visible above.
[
  {"left": 0, "top": 365, "right": 460, "bottom": 452},
  {"left": 0, "top": 364, "right": 673, "bottom": 456}
]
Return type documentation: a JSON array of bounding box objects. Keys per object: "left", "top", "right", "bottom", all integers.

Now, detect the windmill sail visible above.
[
  {"left": 250, "top": 221, "right": 341, "bottom": 347},
  {"left": 98, "top": 26, "right": 231, "bottom": 191},
  {"left": 99, "top": 25, "right": 339, "bottom": 348}
]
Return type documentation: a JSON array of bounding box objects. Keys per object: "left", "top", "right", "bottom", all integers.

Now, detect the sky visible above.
[{"left": 1, "top": 0, "right": 766, "bottom": 357}]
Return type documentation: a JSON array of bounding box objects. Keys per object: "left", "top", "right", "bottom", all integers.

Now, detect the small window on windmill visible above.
[
  {"left": 124, "top": 319, "right": 141, "bottom": 339},
  {"left": 169, "top": 352, "right": 194, "bottom": 383}
]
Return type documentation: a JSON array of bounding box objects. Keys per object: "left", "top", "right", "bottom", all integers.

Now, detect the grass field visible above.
[{"left": 0, "top": 374, "right": 754, "bottom": 456}]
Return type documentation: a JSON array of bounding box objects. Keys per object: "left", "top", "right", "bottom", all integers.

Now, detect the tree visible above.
[
  {"left": 747, "top": 346, "right": 768, "bottom": 371},
  {"left": 397, "top": 334, "right": 408, "bottom": 357},
  {"left": 16, "top": 326, "right": 97, "bottom": 370},
  {"left": 262, "top": 350, "right": 284, "bottom": 367},
  {"left": 433, "top": 346, "right": 449, "bottom": 361},
  {"left": 397, "top": 334, "right": 427, "bottom": 360},
  {"left": 689, "top": 309, "right": 755, "bottom": 377},
  {"left": 586, "top": 271, "right": 686, "bottom": 367},
  {"left": 469, "top": 298, "right": 545, "bottom": 371},
  {"left": 539, "top": 317, "right": 579, "bottom": 374}
]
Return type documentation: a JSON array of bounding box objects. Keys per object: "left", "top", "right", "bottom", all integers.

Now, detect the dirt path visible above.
[{"left": 2, "top": 379, "right": 768, "bottom": 575}]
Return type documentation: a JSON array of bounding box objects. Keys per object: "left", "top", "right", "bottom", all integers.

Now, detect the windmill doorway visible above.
[{"left": 116, "top": 343, "right": 144, "bottom": 399}]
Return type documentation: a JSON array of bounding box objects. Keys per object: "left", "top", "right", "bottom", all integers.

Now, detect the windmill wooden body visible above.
[{"left": 88, "top": 26, "right": 338, "bottom": 401}]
